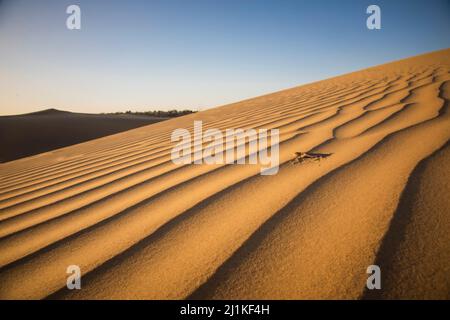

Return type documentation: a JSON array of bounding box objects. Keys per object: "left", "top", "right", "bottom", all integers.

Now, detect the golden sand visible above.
[{"left": 0, "top": 48, "right": 449, "bottom": 299}]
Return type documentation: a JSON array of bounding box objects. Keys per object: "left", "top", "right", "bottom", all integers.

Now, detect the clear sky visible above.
[{"left": 0, "top": 0, "right": 449, "bottom": 115}]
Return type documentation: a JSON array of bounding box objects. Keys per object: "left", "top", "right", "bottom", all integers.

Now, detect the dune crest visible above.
[{"left": 0, "top": 48, "right": 449, "bottom": 300}]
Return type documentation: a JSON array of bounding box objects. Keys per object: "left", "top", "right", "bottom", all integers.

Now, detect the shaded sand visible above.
[
  {"left": 364, "top": 137, "right": 450, "bottom": 300},
  {"left": 0, "top": 109, "right": 167, "bottom": 163},
  {"left": 0, "top": 49, "right": 449, "bottom": 299}
]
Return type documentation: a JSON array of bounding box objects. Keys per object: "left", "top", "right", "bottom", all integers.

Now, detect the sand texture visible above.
[{"left": 0, "top": 49, "right": 449, "bottom": 299}]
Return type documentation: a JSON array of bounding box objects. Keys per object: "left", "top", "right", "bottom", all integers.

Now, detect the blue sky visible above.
[{"left": 0, "top": 0, "right": 449, "bottom": 115}]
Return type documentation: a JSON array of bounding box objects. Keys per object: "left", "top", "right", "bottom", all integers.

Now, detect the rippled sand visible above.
[{"left": 0, "top": 48, "right": 449, "bottom": 299}]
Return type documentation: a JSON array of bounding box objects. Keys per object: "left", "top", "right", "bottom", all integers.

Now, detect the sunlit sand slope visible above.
[{"left": 0, "top": 48, "right": 449, "bottom": 300}]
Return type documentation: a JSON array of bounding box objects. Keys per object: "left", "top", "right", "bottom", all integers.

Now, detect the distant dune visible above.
[
  {"left": 0, "top": 48, "right": 449, "bottom": 299},
  {"left": 0, "top": 109, "right": 167, "bottom": 163}
]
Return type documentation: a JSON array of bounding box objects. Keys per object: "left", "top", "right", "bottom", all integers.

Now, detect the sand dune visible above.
[
  {"left": 0, "top": 109, "right": 167, "bottom": 163},
  {"left": 0, "top": 49, "right": 449, "bottom": 299}
]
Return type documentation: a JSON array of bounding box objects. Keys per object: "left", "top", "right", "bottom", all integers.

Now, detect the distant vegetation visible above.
[{"left": 103, "top": 109, "right": 197, "bottom": 118}]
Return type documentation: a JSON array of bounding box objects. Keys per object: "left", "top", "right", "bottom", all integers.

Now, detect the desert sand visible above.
[
  {"left": 0, "top": 48, "right": 449, "bottom": 300},
  {"left": 0, "top": 109, "right": 166, "bottom": 163}
]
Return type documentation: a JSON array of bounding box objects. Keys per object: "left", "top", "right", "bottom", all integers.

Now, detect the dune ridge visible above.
[{"left": 0, "top": 48, "right": 449, "bottom": 299}]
